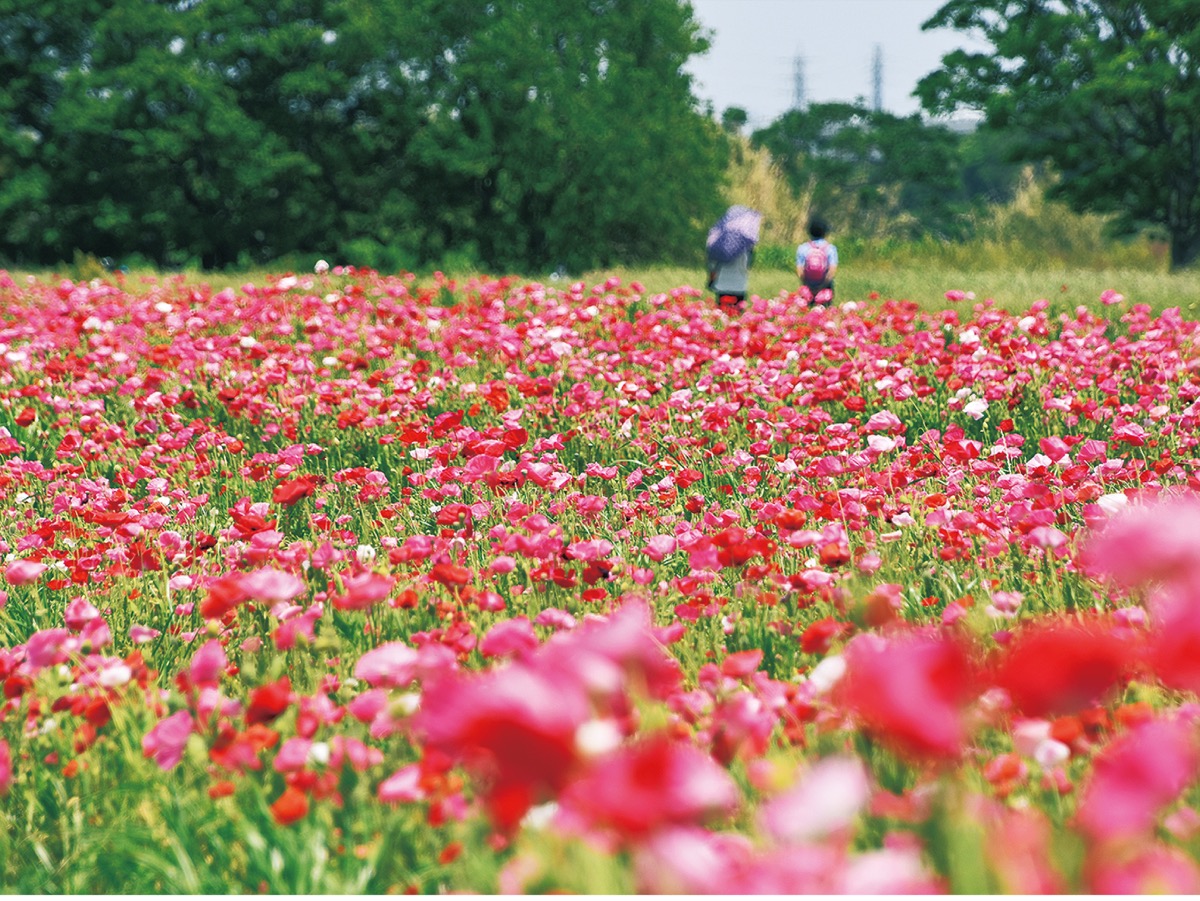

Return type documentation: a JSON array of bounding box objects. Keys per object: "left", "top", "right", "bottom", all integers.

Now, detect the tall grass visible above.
[{"left": 718, "top": 138, "right": 813, "bottom": 252}]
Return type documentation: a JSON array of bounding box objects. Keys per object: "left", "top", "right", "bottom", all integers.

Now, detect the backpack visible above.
[{"left": 802, "top": 243, "right": 829, "bottom": 284}]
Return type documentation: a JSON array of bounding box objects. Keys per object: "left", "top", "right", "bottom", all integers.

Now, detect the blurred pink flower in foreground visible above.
[
  {"left": 759, "top": 756, "right": 870, "bottom": 844},
  {"left": 839, "top": 630, "right": 979, "bottom": 761},
  {"left": 973, "top": 799, "right": 1064, "bottom": 893},
  {"left": 632, "top": 827, "right": 753, "bottom": 894},
  {"left": 561, "top": 735, "right": 739, "bottom": 839},
  {"left": 353, "top": 642, "right": 419, "bottom": 689},
  {"left": 1082, "top": 493, "right": 1200, "bottom": 593},
  {"left": 142, "top": 710, "right": 195, "bottom": 771},
  {"left": 1076, "top": 716, "right": 1200, "bottom": 845},
  {"left": 237, "top": 567, "right": 307, "bottom": 603},
  {"left": 0, "top": 740, "right": 11, "bottom": 795},
  {"left": 415, "top": 601, "right": 681, "bottom": 830},
  {"left": 189, "top": 639, "right": 227, "bottom": 687},
  {"left": 1088, "top": 845, "right": 1200, "bottom": 893},
  {"left": 480, "top": 617, "right": 539, "bottom": 660},
  {"left": 5, "top": 559, "right": 47, "bottom": 585},
  {"left": 417, "top": 661, "right": 591, "bottom": 830}
]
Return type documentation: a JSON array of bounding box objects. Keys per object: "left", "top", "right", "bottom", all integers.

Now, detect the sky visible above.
[{"left": 685, "top": 0, "right": 989, "bottom": 128}]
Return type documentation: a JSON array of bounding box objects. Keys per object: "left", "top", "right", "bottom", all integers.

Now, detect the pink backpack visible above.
[{"left": 802, "top": 243, "right": 829, "bottom": 284}]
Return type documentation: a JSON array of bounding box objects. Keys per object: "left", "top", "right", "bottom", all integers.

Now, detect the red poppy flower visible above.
[
  {"left": 272, "top": 474, "right": 319, "bottom": 507},
  {"left": 245, "top": 677, "right": 294, "bottom": 726},
  {"left": 992, "top": 621, "right": 1129, "bottom": 718},
  {"left": 430, "top": 562, "right": 471, "bottom": 587},
  {"left": 270, "top": 785, "right": 309, "bottom": 825}
]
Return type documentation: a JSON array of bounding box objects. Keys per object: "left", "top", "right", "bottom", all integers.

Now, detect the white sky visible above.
[{"left": 685, "top": 0, "right": 990, "bottom": 128}]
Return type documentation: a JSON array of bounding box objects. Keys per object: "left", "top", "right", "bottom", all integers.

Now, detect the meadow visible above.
[
  {"left": 592, "top": 263, "right": 1200, "bottom": 316},
  {"left": 1, "top": 262, "right": 1200, "bottom": 892}
]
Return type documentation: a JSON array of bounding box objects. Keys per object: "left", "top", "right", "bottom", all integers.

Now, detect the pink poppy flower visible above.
[
  {"left": 331, "top": 570, "right": 394, "bottom": 610},
  {"left": 561, "top": 735, "right": 739, "bottom": 839},
  {"left": 480, "top": 617, "right": 539, "bottom": 660},
  {"left": 759, "top": 756, "right": 870, "bottom": 843},
  {"left": 533, "top": 608, "right": 577, "bottom": 631},
  {"left": 565, "top": 600, "right": 682, "bottom": 700},
  {"left": 838, "top": 630, "right": 979, "bottom": 761},
  {"left": 25, "top": 628, "right": 74, "bottom": 670},
  {"left": 640, "top": 535, "right": 678, "bottom": 561},
  {"left": 1082, "top": 494, "right": 1200, "bottom": 592},
  {"left": 974, "top": 800, "right": 1064, "bottom": 893},
  {"left": 330, "top": 736, "right": 382, "bottom": 771},
  {"left": 129, "top": 624, "right": 161, "bottom": 644},
  {"left": 5, "top": 559, "right": 47, "bottom": 585},
  {"left": 1076, "top": 716, "right": 1200, "bottom": 844},
  {"left": 237, "top": 567, "right": 306, "bottom": 603},
  {"left": 1088, "top": 846, "right": 1200, "bottom": 894},
  {"left": 274, "top": 604, "right": 323, "bottom": 651},
  {"left": 378, "top": 764, "right": 425, "bottom": 804},
  {"left": 63, "top": 597, "right": 101, "bottom": 631},
  {"left": 273, "top": 737, "right": 313, "bottom": 772},
  {"left": 719, "top": 649, "right": 763, "bottom": 679},
  {"left": 189, "top": 638, "right": 227, "bottom": 687},
  {"left": 347, "top": 688, "right": 389, "bottom": 724},
  {"left": 353, "top": 642, "right": 419, "bottom": 689},
  {"left": 142, "top": 710, "right": 195, "bottom": 771},
  {"left": 633, "top": 827, "right": 752, "bottom": 894},
  {"left": 0, "top": 740, "right": 10, "bottom": 795},
  {"left": 417, "top": 662, "right": 593, "bottom": 829}
]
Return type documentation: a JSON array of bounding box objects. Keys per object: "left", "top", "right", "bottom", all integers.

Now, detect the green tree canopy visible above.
[
  {"left": 917, "top": 0, "right": 1200, "bottom": 269},
  {"left": 0, "top": 0, "right": 727, "bottom": 271},
  {"left": 751, "top": 102, "right": 968, "bottom": 241}
]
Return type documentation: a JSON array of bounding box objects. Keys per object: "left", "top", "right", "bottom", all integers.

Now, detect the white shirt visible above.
[{"left": 711, "top": 251, "right": 749, "bottom": 293}]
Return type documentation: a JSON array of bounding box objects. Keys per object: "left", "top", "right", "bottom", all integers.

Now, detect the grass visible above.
[
  {"left": 20, "top": 240, "right": 1200, "bottom": 317},
  {"left": 581, "top": 264, "right": 1200, "bottom": 315}
]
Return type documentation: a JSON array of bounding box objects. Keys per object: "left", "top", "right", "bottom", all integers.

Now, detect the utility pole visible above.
[
  {"left": 792, "top": 52, "right": 807, "bottom": 110},
  {"left": 871, "top": 44, "right": 883, "bottom": 112}
]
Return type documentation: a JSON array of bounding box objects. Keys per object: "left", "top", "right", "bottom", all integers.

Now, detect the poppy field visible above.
[{"left": 2, "top": 266, "right": 1200, "bottom": 893}]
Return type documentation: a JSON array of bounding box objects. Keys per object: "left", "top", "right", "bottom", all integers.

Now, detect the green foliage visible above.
[
  {"left": 721, "top": 106, "right": 748, "bottom": 133},
  {"left": 750, "top": 102, "right": 971, "bottom": 241},
  {"left": 917, "top": 0, "right": 1200, "bottom": 269},
  {"left": 0, "top": 0, "right": 726, "bottom": 272}
]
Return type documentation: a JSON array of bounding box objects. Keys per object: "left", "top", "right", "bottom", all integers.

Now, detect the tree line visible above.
[
  {"left": 1, "top": 0, "right": 1197, "bottom": 272},
  {"left": 0, "top": 0, "right": 727, "bottom": 271}
]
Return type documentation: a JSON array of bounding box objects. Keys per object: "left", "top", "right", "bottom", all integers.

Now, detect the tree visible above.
[
  {"left": 721, "top": 106, "right": 748, "bottom": 134},
  {"left": 393, "top": 0, "right": 727, "bottom": 271},
  {"left": 0, "top": 0, "right": 369, "bottom": 267},
  {"left": 0, "top": 0, "right": 726, "bottom": 271},
  {"left": 917, "top": 0, "right": 1200, "bottom": 269},
  {"left": 751, "top": 102, "right": 967, "bottom": 240}
]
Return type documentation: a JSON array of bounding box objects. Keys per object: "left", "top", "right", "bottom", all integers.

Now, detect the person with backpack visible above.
[{"left": 796, "top": 216, "right": 838, "bottom": 304}]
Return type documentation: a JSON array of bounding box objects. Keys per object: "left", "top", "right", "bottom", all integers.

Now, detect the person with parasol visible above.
[{"left": 706, "top": 205, "right": 762, "bottom": 308}]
